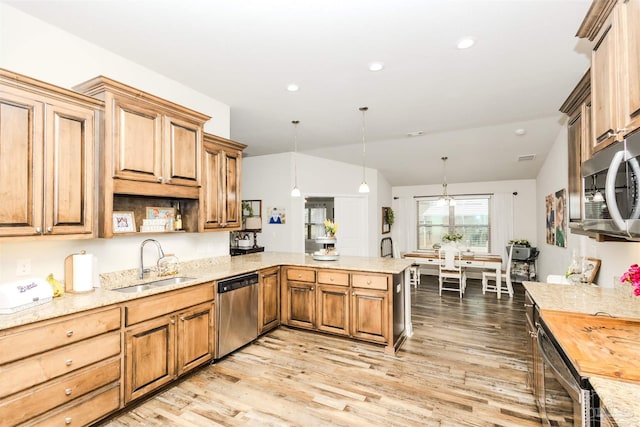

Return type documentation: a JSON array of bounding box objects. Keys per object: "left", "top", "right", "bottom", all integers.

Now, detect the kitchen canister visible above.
[{"left": 64, "top": 250, "right": 95, "bottom": 293}]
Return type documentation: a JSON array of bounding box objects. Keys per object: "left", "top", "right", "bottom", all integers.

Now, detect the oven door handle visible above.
[{"left": 536, "top": 326, "right": 582, "bottom": 402}]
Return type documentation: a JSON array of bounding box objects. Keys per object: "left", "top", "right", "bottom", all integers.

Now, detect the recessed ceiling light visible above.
[
  {"left": 515, "top": 128, "right": 526, "bottom": 136},
  {"left": 407, "top": 131, "right": 424, "bottom": 137},
  {"left": 456, "top": 37, "right": 475, "bottom": 49},
  {"left": 287, "top": 84, "right": 299, "bottom": 92},
  {"left": 368, "top": 62, "right": 384, "bottom": 72}
]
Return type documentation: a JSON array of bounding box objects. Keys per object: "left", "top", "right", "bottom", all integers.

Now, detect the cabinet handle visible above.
[
  {"left": 616, "top": 128, "right": 627, "bottom": 134},
  {"left": 157, "top": 176, "right": 163, "bottom": 182},
  {"left": 298, "top": 274, "right": 302, "bottom": 278},
  {"left": 170, "top": 319, "right": 175, "bottom": 324},
  {"left": 330, "top": 277, "right": 334, "bottom": 281},
  {"left": 65, "top": 417, "right": 72, "bottom": 425},
  {"left": 529, "top": 331, "right": 537, "bottom": 338},
  {"left": 66, "top": 330, "right": 73, "bottom": 337},
  {"left": 367, "top": 280, "right": 372, "bottom": 284},
  {"left": 47, "top": 226, "right": 53, "bottom": 232},
  {"left": 523, "top": 303, "right": 533, "bottom": 308},
  {"left": 65, "top": 388, "right": 72, "bottom": 396},
  {"left": 310, "top": 287, "right": 314, "bottom": 291},
  {"left": 65, "top": 359, "right": 73, "bottom": 366},
  {"left": 35, "top": 227, "right": 41, "bottom": 233},
  {"left": 180, "top": 316, "right": 185, "bottom": 321}
]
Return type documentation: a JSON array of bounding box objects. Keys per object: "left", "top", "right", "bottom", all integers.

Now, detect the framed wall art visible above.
[{"left": 113, "top": 211, "right": 136, "bottom": 233}]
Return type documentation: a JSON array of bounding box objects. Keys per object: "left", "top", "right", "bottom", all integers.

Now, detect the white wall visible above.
[
  {"left": 536, "top": 122, "right": 640, "bottom": 287},
  {"left": 0, "top": 4, "right": 233, "bottom": 284},
  {"left": 242, "top": 152, "right": 382, "bottom": 256}
]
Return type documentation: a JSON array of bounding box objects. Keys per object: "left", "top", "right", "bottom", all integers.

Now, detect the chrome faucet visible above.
[{"left": 139, "top": 239, "right": 165, "bottom": 279}]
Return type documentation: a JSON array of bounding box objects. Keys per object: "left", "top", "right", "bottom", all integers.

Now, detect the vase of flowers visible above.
[
  {"left": 621, "top": 264, "right": 640, "bottom": 297},
  {"left": 442, "top": 232, "right": 463, "bottom": 244},
  {"left": 324, "top": 219, "right": 338, "bottom": 237}
]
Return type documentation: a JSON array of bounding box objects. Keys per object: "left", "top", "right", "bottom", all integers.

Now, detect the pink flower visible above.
[{"left": 621, "top": 264, "right": 640, "bottom": 297}]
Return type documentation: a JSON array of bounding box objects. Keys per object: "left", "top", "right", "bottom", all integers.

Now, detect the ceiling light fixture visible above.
[
  {"left": 368, "top": 62, "right": 384, "bottom": 72},
  {"left": 515, "top": 128, "right": 526, "bottom": 136},
  {"left": 287, "top": 84, "right": 299, "bottom": 92},
  {"left": 456, "top": 37, "right": 475, "bottom": 49},
  {"left": 291, "top": 120, "right": 301, "bottom": 198},
  {"left": 358, "top": 106, "right": 370, "bottom": 194},
  {"left": 437, "top": 156, "right": 456, "bottom": 207}
]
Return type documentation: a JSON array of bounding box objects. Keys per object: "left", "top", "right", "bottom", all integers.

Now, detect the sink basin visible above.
[
  {"left": 112, "top": 276, "right": 196, "bottom": 293},
  {"left": 146, "top": 276, "right": 196, "bottom": 287}
]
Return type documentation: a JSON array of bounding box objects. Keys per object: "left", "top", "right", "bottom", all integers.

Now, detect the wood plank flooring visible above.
[{"left": 100, "top": 276, "right": 542, "bottom": 426}]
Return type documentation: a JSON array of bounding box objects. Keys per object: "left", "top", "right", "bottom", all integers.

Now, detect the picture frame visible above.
[
  {"left": 584, "top": 257, "right": 601, "bottom": 284},
  {"left": 113, "top": 211, "right": 136, "bottom": 233},
  {"left": 146, "top": 206, "right": 176, "bottom": 221},
  {"left": 381, "top": 207, "right": 392, "bottom": 234}
]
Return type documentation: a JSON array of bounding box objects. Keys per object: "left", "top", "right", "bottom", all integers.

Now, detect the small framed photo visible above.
[
  {"left": 146, "top": 206, "right": 175, "bottom": 221},
  {"left": 584, "top": 257, "right": 601, "bottom": 284},
  {"left": 113, "top": 211, "right": 136, "bottom": 233}
]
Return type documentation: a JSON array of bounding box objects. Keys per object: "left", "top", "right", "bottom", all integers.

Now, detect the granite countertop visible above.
[
  {"left": 0, "top": 252, "right": 412, "bottom": 331},
  {"left": 523, "top": 281, "right": 640, "bottom": 426}
]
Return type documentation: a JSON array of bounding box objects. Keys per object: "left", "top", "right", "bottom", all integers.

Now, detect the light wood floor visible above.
[{"left": 100, "top": 277, "right": 542, "bottom": 426}]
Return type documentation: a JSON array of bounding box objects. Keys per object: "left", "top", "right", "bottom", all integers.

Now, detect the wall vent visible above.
[{"left": 517, "top": 154, "right": 536, "bottom": 162}]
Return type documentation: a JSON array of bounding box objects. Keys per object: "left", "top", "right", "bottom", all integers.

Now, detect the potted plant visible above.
[
  {"left": 508, "top": 239, "right": 530, "bottom": 247},
  {"left": 442, "top": 232, "right": 463, "bottom": 244}
]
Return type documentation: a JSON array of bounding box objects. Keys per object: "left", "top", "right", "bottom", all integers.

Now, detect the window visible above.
[{"left": 417, "top": 196, "right": 491, "bottom": 253}]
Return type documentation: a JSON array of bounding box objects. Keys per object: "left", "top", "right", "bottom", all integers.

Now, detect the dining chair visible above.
[
  {"left": 482, "top": 243, "right": 514, "bottom": 298},
  {"left": 380, "top": 237, "right": 393, "bottom": 258},
  {"left": 438, "top": 246, "right": 466, "bottom": 298}
]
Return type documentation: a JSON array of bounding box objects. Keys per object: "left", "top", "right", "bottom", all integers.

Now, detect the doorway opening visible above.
[{"left": 304, "top": 197, "right": 334, "bottom": 255}]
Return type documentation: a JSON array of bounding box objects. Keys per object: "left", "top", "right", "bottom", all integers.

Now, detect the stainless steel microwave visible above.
[{"left": 581, "top": 130, "right": 640, "bottom": 239}]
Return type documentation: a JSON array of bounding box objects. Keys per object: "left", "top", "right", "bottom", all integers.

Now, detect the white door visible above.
[{"left": 334, "top": 197, "right": 367, "bottom": 256}]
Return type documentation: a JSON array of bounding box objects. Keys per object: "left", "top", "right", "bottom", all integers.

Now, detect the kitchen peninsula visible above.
[{"left": 0, "top": 252, "right": 412, "bottom": 426}]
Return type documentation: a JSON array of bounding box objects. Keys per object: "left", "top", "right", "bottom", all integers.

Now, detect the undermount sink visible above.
[{"left": 112, "top": 276, "right": 196, "bottom": 293}]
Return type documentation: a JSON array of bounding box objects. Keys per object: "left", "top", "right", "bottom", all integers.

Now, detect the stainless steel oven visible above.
[{"left": 536, "top": 319, "right": 600, "bottom": 426}]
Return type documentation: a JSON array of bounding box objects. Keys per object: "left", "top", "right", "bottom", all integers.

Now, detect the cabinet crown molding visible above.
[
  {"left": 559, "top": 69, "right": 591, "bottom": 115},
  {"left": 576, "top": 0, "right": 618, "bottom": 41}
]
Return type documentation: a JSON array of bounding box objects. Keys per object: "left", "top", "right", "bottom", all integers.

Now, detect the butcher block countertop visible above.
[
  {"left": 0, "top": 252, "right": 411, "bottom": 331},
  {"left": 540, "top": 309, "right": 640, "bottom": 382},
  {"left": 524, "top": 281, "right": 640, "bottom": 426}
]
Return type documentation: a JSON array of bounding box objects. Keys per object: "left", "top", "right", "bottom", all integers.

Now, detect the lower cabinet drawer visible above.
[
  {"left": 0, "top": 357, "right": 120, "bottom": 426},
  {"left": 351, "top": 273, "right": 388, "bottom": 290},
  {"left": 27, "top": 383, "right": 120, "bottom": 427},
  {"left": 0, "top": 331, "right": 121, "bottom": 399}
]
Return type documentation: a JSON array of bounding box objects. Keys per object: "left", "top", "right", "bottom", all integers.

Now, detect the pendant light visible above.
[
  {"left": 291, "top": 120, "right": 301, "bottom": 197},
  {"left": 437, "top": 156, "right": 456, "bottom": 207},
  {"left": 358, "top": 106, "right": 370, "bottom": 193}
]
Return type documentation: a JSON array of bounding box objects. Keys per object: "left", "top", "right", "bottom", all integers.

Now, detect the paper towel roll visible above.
[{"left": 72, "top": 253, "right": 94, "bottom": 292}]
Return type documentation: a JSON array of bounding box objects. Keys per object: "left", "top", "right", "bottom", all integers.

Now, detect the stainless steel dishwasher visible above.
[{"left": 216, "top": 272, "right": 259, "bottom": 359}]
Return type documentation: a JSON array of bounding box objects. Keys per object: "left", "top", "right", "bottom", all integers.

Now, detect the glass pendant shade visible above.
[
  {"left": 291, "top": 186, "right": 301, "bottom": 197},
  {"left": 439, "top": 157, "right": 456, "bottom": 206},
  {"left": 359, "top": 181, "right": 370, "bottom": 193}
]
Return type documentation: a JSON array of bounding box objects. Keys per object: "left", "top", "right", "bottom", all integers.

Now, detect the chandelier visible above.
[{"left": 437, "top": 156, "right": 456, "bottom": 207}]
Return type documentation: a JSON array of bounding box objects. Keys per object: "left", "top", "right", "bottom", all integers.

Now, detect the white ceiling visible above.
[{"left": 5, "top": 0, "right": 593, "bottom": 186}]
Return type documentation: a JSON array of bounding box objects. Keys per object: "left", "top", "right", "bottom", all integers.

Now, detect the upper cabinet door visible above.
[
  {"left": 112, "top": 97, "right": 163, "bottom": 183},
  {"left": 44, "top": 102, "right": 95, "bottom": 236},
  {"left": 201, "top": 141, "right": 223, "bottom": 229},
  {"left": 165, "top": 115, "right": 201, "bottom": 187},
  {"left": 223, "top": 149, "right": 242, "bottom": 228},
  {"left": 591, "top": 10, "right": 621, "bottom": 151},
  {"left": 620, "top": 0, "right": 640, "bottom": 136},
  {"left": 0, "top": 90, "right": 44, "bottom": 237}
]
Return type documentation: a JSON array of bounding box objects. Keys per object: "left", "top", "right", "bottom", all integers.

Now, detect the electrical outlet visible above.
[{"left": 16, "top": 259, "right": 31, "bottom": 276}]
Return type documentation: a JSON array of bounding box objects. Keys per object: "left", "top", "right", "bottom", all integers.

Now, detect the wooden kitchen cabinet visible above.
[
  {"left": 123, "top": 283, "right": 214, "bottom": 403},
  {"left": 560, "top": 70, "right": 591, "bottom": 222},
  {"left": 201, "top": 133, "right": 245, "bottom": 231},
  {"left": 73, "top": 76, "right": 210, "bottom": 237},
  {"left": 0, "top": 306, "right": 121, "bottom": 425},
  {"left": 258, "top": 266, "right": 280, "bottom": 334},
  {"left": 350, "top": 273, "right": 390, "bottom": 344},
  {"left": 579, "top": 0, "right": 640, "bottom": 152},
  {"left": 316, "top": 269, "right": 350, "bottom": 336},
  {"left": 0, "top": 69, "right": 99, "bottom": 239},
  {"left": 283, "top": 267, "right": 317, "bottom": 330},
  {"left": 316, "top": 284, "right": 350, "bottom": 336},
  {"left": 176, "top": 302, "right": 215, "bottom": 375}
]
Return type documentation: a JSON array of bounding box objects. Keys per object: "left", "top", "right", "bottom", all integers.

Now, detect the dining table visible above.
[{"left": 402, "top": 250, "right": 507, "bottom": 297}]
